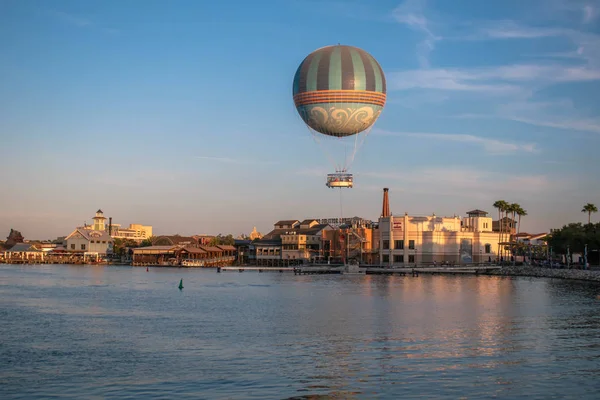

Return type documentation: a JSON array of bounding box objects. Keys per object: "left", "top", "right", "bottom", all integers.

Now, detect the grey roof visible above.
[
  {"left": 261, "top": 228, "right": 289, "bottom": 240},
  {"left": 180, "top": 247, "right": 207, "bottom": 254},
  {"left": 7, "top": 243, "right": 41, "bottom": 252},
  {"left": 152, "top": 236, "right": 197, "bottom": 246},
  {"left": 136, "top": 245, "right": 178, "bottom": 251},
  {"left": 274, "top": 220, "right": 299, "bottom": 226},
  {"left": 262, "top": 224, "right": 331, "bottom": 240},
  {"left": 69, "top": 228, "right": 112, "bottom": 242},
  {"left": 466, "top": 209, "right": 488, "bottom": 216}
]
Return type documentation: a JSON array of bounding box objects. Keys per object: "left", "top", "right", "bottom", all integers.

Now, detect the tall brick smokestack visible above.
[
  {"left": 109, "top": 217, "right": 112, "bottom": 235},
  {"left": 381, "top": 188, "right": 390, "bottom": 217}
]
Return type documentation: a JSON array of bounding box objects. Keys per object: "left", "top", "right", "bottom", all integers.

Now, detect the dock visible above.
[
  {"left": 217, "top": 265, "right": 503, "bottom": 276},
  {"left": 218, "top": 266, "right": 295, "bottom": 273}
]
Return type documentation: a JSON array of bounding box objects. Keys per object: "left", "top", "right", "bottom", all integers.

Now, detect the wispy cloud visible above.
[
  {"left": 392, "top": 0, "right": 440, "bottom": 67},
  {"left": 495, "top": 100, "right": 600, "bottom": 134},
  {"left": 583, "top": 4, "right": 597, "bottom": 23},
  {"left": 507, "top": 116, "right": 600, "bottom": 134},
  {"left": 389, "top": 63, "right": 600, "bottom": 94},
  {"left": 360, "top": 167, "right": 554, "bottom": 198},
  {"left": 374, "top": 129, "right": 538, "bottom": 154},
  {"left": 387, "top": 0, "right": 600, "bottom": 139}
]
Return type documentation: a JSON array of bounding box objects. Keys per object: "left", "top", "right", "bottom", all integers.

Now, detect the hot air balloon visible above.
[{"left": 293, "top": 44, "right": 386, "bottom": 188}]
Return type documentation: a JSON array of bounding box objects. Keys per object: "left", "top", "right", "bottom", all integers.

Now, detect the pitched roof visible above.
[
  {"left": 152, "top": 236, "right": 197, "bottom": 246},
  {"left": 262, "top": 228, "right": 288, "bottom": 240},
  {"left": 180, "top": 247, "right": 207, "bottom": 254},
  {"left": 66, "top": 228, "right": 112, "bottom": 242},
  {"left": 280, "top": 224, "right": 331, "bottom": 236},
  {"left": 6, "top": 243, "right": 40, "bottom": 252},
  {"left": 216, "top": 245, "right": 236, "bottom": 251},
  {"left": 515, "top": 232, "right": 531, "bottom": 237},
  {"left": 263, "top": 224, "right": 332, "bottom": 240},
  {"left": 199, "top": 246, "right": 223, "bottom": 252},
  {"left": 466, "top": 209, "right": 488, "bottom": 216},
  {"left": 300, "top": 219, "right": 318, "bottom": 225},
  {"left": 274, "top": 220, "right": 299, "bottom": 226}
]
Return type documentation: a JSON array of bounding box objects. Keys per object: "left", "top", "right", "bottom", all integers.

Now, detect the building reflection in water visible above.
[{"left": 297, "top": 275, "right": 528, "bottom": 376}]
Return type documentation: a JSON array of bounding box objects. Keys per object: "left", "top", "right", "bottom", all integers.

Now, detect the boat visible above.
[{"left": 341, "top": 262, "right": 365, "bottom": 275}]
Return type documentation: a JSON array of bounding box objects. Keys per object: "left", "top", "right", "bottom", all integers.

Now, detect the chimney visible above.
[
  {"left": 109, "top": 217, "right": 112, "bottom": 235},
  {"left": 381, "top": 188, "right": 390, "bottom": 218}
]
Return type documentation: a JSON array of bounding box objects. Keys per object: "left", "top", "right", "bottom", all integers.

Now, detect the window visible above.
[
  {"left": 71, "top": 244, "right": 75, "bottom": 250},
  {"left": 382, "top": 240, "right": 389, "bottom": 250},
  {"left": 394, "top": 240, "right": 404, "bottom": 249},
  {"left": 394, "top": 255, "right": 404, "bottom": 263},
  {"left": 102, "top": 241, "right": 106, "bottom": 244},
  {"left": 409, "top": 240, "right": 415, "bottom": 250},
  {"left": 382, "top": 255, "right": 389, "bottom": 263},
  {"left": 81, "top": 244, "right": 86, "bottom": 250},
  {"left": 409, "top": 255, "right": 415, "bottom": 263},
  {"left": 485, "top": 244, "right": 491, "bottom": 253}
]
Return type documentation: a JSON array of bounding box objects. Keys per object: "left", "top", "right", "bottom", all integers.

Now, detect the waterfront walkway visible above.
[{"left": 218, "top": 265, "right": 502, "bottom": 276}]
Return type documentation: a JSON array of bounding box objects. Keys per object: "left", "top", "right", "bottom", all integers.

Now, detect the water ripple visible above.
[{"left": 1, "top": 265, "right": 599, "bottom": 399}]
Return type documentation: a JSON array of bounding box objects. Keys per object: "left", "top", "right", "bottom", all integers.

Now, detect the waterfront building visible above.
[
  {"left": 281, "top": 220, "right": 333, "bottom": 262},
  {"left": 65, "top": 228, "right": 114, "bottom": 255},
  {"left": 192, "top": 235, "right": 215, "bottom": 245},
  {"left": 131, "top": 244, "right": 236, "bottom": 267},
  {"left": 152, "top": 235, "right": 198, "bottom": 246},
  {"left": 492, "top": 217, "right": 517, "bottom": 234},
  {"left": 3, "top": 243, "right": 44, "bottom": 263},
  {"left": 80, "top": 209, "right": 152, "bottom": 242},
  {"left": 378, "top": 188, "right": 500, "bottom": 265},
  {"left": 253, "top": 217, "right": 382, "bottom": 266},
  {"left": 234, "top": 239, "right": 255, "bottom": 264},
  {"left": 132, "top": 246, "right": 178, "bottom": 265},
  {"left": 110, "top": 223, "right": 153, "bottom": 241},
  {"left": 321, "top": 226, "right": 379, "bottom": 265}
]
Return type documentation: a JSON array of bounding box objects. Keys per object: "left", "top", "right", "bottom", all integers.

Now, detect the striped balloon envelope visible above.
[{"left": 293, "top": 45, "right": 386, "bottom": 138}]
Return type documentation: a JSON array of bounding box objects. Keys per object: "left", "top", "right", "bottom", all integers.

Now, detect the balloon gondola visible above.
[{"left": 292, "top": 44, "right": 386, "bottom": 189}]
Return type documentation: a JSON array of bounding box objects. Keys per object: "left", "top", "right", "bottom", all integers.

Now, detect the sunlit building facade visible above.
[{"left": 378, "top": 189, "right": 500, "bottom": 265}]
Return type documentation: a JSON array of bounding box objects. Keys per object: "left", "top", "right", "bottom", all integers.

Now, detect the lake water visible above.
[{"left": 1, "top": 265, "right": 599, "bottom": 399}]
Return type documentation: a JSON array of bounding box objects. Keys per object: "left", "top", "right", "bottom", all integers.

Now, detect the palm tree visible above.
[
  {"left": 506, "top": 203, "right": 520, "bottom": 263},
  {"left": 508, "top": 203, "right": 520, "bottom": 236},
  {"left": 516, "top": 206, "right": 527, "bottom": 235},
  {"left": 582, "top": 203, "right": 598, "bottom": 224},
  {"left": 493, "top": 200, "right": 509, "bottom": 260}
]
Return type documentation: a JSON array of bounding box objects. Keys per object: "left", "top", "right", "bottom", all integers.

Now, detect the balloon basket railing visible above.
[{"left": 326, "top": 172, "right": 353, "bottom": 188}]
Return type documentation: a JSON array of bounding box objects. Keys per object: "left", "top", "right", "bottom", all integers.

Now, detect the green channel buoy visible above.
[{"left": 178, "top": 279, "right": 183, "bottom": 290}]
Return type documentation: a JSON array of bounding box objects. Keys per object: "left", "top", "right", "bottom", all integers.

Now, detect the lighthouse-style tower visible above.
[{"left": 92, "top": 209, "right": 107, "bottom": 231}]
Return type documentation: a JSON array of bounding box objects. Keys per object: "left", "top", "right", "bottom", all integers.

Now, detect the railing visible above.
[{"left": 180, "top": 256, "right": 235, "bottom": 267}]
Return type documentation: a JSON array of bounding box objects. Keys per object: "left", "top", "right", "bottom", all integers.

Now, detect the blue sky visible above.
[{"left": 1, "top": 0, "right": 599, "bottom": 239}]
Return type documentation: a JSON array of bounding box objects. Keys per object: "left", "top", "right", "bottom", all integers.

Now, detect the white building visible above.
[
  {"left": 65, "top": 228, "right": 114, "bottom": 255},
  {"left": 378, "top": 189, "right": 500, "bottom": 265},
  {"left": 82, "top": 209, "right": 152, "bottom": 242}
]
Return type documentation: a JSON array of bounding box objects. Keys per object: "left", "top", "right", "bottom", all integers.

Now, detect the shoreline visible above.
[{"left": 483, "top": 266, "right": 600, "bottom": 283}]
